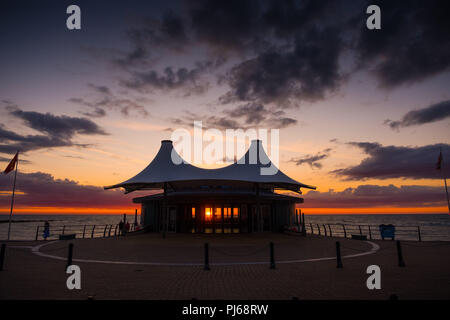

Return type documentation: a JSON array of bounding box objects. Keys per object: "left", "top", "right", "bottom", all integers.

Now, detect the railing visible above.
[
  {"left": 292, "top": 223, "right": 449, "bottom": 242},
  {"left": 35, "top": 223, "right": 139, "bottom": 240}
]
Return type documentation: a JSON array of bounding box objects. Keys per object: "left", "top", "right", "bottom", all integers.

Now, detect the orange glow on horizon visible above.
[
  {"left": 0, "top": 206, "right": 447, "bottom": 216},
  {"left": 298, "top": 206, "right": 448, "bottom": 214},
  {"left": 0, "top": 206, "right": 137, "bottom": 215}
]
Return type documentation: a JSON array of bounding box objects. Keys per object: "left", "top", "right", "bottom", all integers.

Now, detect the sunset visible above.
[{"left": 1, "top": 0, "right": 450, "bottom": 310}]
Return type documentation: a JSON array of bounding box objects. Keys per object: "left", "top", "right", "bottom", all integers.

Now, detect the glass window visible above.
[
  {"left": 233, "top": 207, "right": 240, "bottom": 220},
  {"left": 205, "top": 207, "right": 212, "bottom": 221},
  {"left": 214, "top": 207, "right": 222, "bottom": 221},
  {"left": 224, "top": 207, "right": 231, "bottom": 221}
]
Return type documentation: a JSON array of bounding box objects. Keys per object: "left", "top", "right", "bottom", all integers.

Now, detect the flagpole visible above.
[
  {"left": 7, "top": 152, "right": 19, "bottom": 241},
  {"left": 444, "top": 174, "right": 450, "bottom": 214},
  {"left": 439, "top": 147, "right": 450, "bottom": 215}
]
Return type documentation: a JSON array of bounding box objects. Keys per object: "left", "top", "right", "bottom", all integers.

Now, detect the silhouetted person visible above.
[
  {"left": 43, "top": 221, "right": 50, "bottom": 240},
  {"left": 118, "top": 220, "right": 124, "bottom": 236}
]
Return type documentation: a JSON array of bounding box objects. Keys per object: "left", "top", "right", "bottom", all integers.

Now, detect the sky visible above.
[{"left": 0, "top": 0, "right": 449, "bottom": 215}]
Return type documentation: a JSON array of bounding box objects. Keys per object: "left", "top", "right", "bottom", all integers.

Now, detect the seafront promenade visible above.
[{"left": 1, "top": 233, "right": 450, "bottom": 299}]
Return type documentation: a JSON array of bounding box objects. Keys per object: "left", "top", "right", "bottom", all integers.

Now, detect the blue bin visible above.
[{"left": 379, "top": 224, "right": 395, "bottom": 240}]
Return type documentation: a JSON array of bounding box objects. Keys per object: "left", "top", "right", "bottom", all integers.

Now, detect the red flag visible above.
[
  {"left": 3, "top": 152, "right": 18, "bottom": 174},
  {"left": 436, "top": 150, "right": 443, "bottom": 170}
]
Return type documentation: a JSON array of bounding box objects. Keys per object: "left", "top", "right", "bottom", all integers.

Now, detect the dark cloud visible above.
[
  {"left": 303, "top": 184, "right": 447, "bottom": 208},
  {"left": 87, "top": 0, "right": 450, "bottom": 110},
  {"left": 385, "top": 100, "right": 450, "bottom": 130},
  {"left": 188, "top": 0, "right": 263, "bottom": 52},
  {"left": 118, "top": 60, "right": 221, "bottom": 95},
  {"left": 87, "top": 83, "right": 112, "bottom": 95},
  {"left": 0, "top": 104, "right": 107, "bottom": 154},
  {"left": 0, "top": 155, "right": 30, "bottom": 164},
  {"left": 113, "top": 9, "right": 190, "bottom": 69},
  {"left": 114, "top": 0, "right": 348, "bottom": 104},
  {"left": 0, "top": 125, "right": 74, "bottom": 153},
  {"left": 0, "top": 171, "right": 140, "bottom": 208},
  {"left": 219, "top": 26, "right": 343, "bottom": 106},
  {"left": 290, "top": 148, "right": 332, "bottom": 169},
  {"left": 356, "top": 0, "right": 450, "bottom": 88},
  {"left": 332, "top": 142, "right": 450, "bottom": 180},
  {"left": 69, "top": 84, "right": 149, "bottom": 118},
  {"left": 7, "top": 107, "right": 106, "bottom": 139},
  {"left": 170, "top": 102, "right": 298, "bottom": 130},
  {"left": 223, "top": 103, "right": 298, "bottom": 128}
]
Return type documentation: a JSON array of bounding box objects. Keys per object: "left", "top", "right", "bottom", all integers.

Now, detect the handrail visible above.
[
  {"left": 33, "top": 222, "right": 139, "bottom": 240},
  {"left": 299, "top": 222, "right": 433, "bottom": 241}
]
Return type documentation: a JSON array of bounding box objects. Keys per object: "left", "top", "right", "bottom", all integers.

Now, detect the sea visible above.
[{"left": 1, "top": 214, "right": 450, "bottom": 241}]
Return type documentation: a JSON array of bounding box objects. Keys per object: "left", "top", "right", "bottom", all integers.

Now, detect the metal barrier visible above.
[
  {"left": 34, "top": 223, "right": 138, "bottom": 240},
  {"left": 301, "top": 222, "right": 438, "bottom": 241}
]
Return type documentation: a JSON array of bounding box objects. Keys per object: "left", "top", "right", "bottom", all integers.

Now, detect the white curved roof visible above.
[{"left": 105, "top": 140, "right": 316, "bottom": 193}]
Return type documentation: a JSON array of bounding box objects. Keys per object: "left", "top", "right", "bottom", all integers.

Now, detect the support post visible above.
[
  {"left": 317, "top": 224, "right": 321, "bottom": 235},
  {"left": 342, "top": 224, "right": 347, "bottom": 238},
  {"left": 0, "top": 244, "right": 6, "bottom": 271},
  {"left": 91, "top": 225, "right": 95, "bottom": 238},
  {"left": 66, "top": 243, "right": 73, "bottom": 271},
  {"left": 396, "top": 240, "right": 406, "bottom": 267},
  {"left": 368, "top": 225, "right": 372, "bottom": 240},
  {"left": 204, "top": 243, "right": 210, "bottom": 271},
  {"left": 108, "top": 225, "right": 112, "bottom": 237},
  {"left": 270, "top": 242, "right": 276, "bottom": 269},
  {"left": 323, "top": 224, "right": 327, "bottom": 237},
  {"left": 302, "top": 213, "right": 306, "bottom": 235},
  {"left": 359, "top": 225, "right": 362, "bottom": 235},
  {"left": 35, "top": 226, "right": 40, "bottom": 241},
  {"left": 336, "top": 241, "right": 343, "bottom": 268},
  {"left": 6, "top": 151, "right": 19, "bottom": 241},
  {"left": 62, "top": 225, "right": 65, "bottom": 235},
  {"left": 310, "top": 223, "right": 313, "bottom": 234},
  {"left": 328, "top": 224, "right": 332, "bottom": 237},
  {"left": 162, "top": 183, "right": 167, "bottom": 239},
  {"left": 417, "top": 226, "right": 422, "bottom": 242},
  {"left": 82, "top": 225, "right": 86, "bottom": 239},
  {"left": 103, "top": 225, "right": 107, "bottom": 237}
]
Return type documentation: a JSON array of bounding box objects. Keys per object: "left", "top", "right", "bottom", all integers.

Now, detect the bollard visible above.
[
  {"left": 396, "top": 240, "right": 406, "bottom": 267},
  {"left": 323, "top": 224, "right": 327, "bottom": 237},
  {"left": 66, "top": 243, "right": 74, "bottom": 271},
  {"left": 204, "top": 243, "right": 210, "bottom": 270},
  {"left": 270, "top": 242, "right": 276, "bottom": 269},
  {"left": 417, "top": 226, "right": 422, "bottom": 242},
  {"left": 342, "top": 225, "right": 347, "bottom": 238},
  {"left": 0, "top": 244, "right": 6, "bottom": 271},
  {"left": 336, "top": 241, "right": 343, "bottom": 268},
  {"left": 368, "top": 225, "right": 372, "bottom": 240}
]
